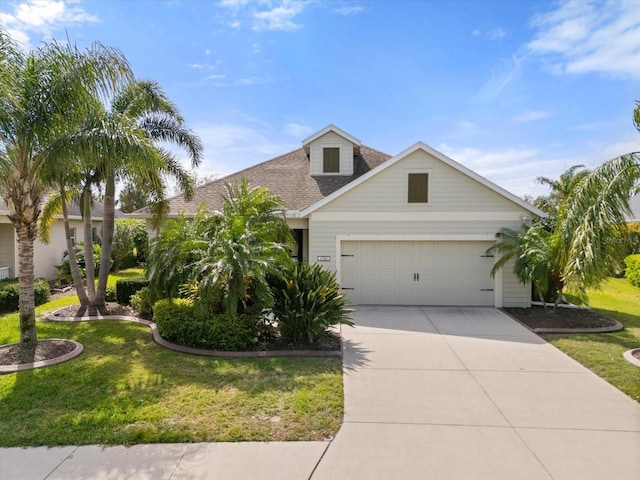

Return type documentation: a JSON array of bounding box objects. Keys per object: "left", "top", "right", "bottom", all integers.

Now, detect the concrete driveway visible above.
[{"left": 312, "top": 306, "right": 640, "bottom": 480}]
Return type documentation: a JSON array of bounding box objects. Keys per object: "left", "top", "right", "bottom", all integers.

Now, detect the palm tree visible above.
[
  {"left": 0, "top": 31, "right": 132, "bottom": 345},
  {"left": 489, "top": 154, "right": 640, "bottom": 306},
  {"left": 40, "top": 80, "right": 202, "bottom": 309},
  {"left": 148, "top": 180, "right": 293, "bottom": 317}
]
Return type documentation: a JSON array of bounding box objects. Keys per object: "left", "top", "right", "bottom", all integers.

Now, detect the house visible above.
[
  {"left": 626, "top": 195, "right": 640, "bottom": 222},
  {"left": 0, "top": 199, "right": 117, "bottom": 280},
  {"left": 140, "top": 125, "right": 544, "bottom": 307}
]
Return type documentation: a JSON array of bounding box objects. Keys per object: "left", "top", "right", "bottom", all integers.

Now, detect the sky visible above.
[{"left": 1, "top": 0, "right": 639, "bottom": 198}]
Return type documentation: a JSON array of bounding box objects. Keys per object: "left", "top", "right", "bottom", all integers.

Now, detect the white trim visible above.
[
  {"left": 494, "top": 266, "right": 503, "bottom": 308},
  {"left": 301, "top": 142, "right": 546, "bottom": 219},
  {"left": 311, "top": 211, "right": 530, "bottom": 222},
  {"left": 336, "top": 235, "right": 500, "bottom": 308},
  {"left": 301, "top": 124, "right": 361, "bottom": 147}
]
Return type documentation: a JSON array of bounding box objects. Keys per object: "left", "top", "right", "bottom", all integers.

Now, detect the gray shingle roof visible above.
[
  {"left": 149, "top": 145, "right": 392, "bottom": 216},
  {"left": 0, "top": 198, "right": 124, "bottom": 219}
]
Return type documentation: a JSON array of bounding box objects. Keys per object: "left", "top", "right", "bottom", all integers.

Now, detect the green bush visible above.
[
  {"left": 56, "top": 242, "right": 113, "bottom": 285},
  {"left": 154, "top": 299, "right": 258, "bottom": 350},
  {"left": 130, "top": 287, "right": 155, "bottom": 319},
  {"left": 269, "top": 261, "right": 354, "bottom": 344},
  {"left": 0, "top": 278, "right": 51, "bottom": 313},
  {"left": 116, "top": 277, "right": 149, "bottom": 305},
  {"left": 112, "top": 219, "right": 148, "bottom": 270},
  {"left": 105, "top": 285, "right": 117, "bottom": 302},
  {"left": 625, "top": 254, "right": 640, "bottom": 287}
]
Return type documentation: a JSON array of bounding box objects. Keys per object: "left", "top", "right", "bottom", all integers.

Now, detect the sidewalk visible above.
[{"left": 0, "top": 442, "right": 328, "bottom": 480}]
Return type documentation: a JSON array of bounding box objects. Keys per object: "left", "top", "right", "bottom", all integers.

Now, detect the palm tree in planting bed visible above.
[
  {"left": 489, "top": 154, "right": 640, "bottom": 306},
  {"left": 0, "top": 31, "right": 132, "bottom": 345},
  {"left": 40, "top": 80, "right": 202, "bottom": 309},
  {"left": 148, "top": 179, "right": 293, "bottom": 317}
]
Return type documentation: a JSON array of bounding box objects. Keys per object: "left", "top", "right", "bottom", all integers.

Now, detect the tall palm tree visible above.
[
  {"left": 0, "top": 31, "right": 132, "bottom": 345},
  {"left": 489, "top": 155, "right": 639, "bottom": 306},
  {"left": 41, "top": 80, "right": 202, "bottom": 308}
]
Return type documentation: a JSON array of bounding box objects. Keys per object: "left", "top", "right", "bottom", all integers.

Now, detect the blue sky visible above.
[{"left": 1, "top": 0, "right": 639, "bottom": 197}]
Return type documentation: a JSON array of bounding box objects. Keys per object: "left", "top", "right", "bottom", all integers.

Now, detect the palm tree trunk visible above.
[
  {"left": 92, "top": 174, "right": 116, "bottom": 307},
  {"left": 61, "top": 192, "right": 89, "bottom": 306},
  {"left": 15, "top": 224, "right": 37, "bottom": 345},
  {"left": 82, "top": 188, "right": 96, "bottom": 300}
]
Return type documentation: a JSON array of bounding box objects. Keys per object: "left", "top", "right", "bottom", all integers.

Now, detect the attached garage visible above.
[{"left": 339, "top": 240, "right": 496, "bottom": 306}]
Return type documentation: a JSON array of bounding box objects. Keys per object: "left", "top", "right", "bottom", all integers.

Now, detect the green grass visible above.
[
  {"left": 106, "top": 268, "right": 145, "bottom": 288},
  {"left": 546, "top": 278, "right": 640, "bottom": 403},
  {"left": 0, "top": 276, "right": 344, "bottom": 446}
]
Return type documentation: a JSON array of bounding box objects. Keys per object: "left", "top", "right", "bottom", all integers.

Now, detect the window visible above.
[
  {"left": 69, "top": 227, "right": 76, "bottom": 246},
  {"left": 323, "top": 147, "right": 340, "bottom": 173},
  {"left": 408, "top": 173, "right": 429, "bottom": 203}
]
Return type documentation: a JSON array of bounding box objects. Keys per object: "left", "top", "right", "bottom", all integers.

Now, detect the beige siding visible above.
[
  {"left": 0, "top": 223, "right": 15, "bottom": 277},
  {"left": 32, "top": 220, "right": 87, "bottom": 279},
  {"left": 501, "top": 258, "right": 531, "bottom": 307},
  {"left": 309, "top": 131, "right": 354, "bottom": 176},
  {"left": 319, "top": 149, "right": 520, "bottom": 213}
]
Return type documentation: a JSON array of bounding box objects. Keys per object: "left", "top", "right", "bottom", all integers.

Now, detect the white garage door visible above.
[{"left": 340, "top": 241, "right": 495, "bottom": 306}]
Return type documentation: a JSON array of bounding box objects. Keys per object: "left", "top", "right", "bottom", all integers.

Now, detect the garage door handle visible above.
[{"left": 417, "top": 273, "right": 420, "bottom": 281}]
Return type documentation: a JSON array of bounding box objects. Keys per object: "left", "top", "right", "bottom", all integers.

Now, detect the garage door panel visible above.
[{"left": 341, "top": 241, "right": 494, "bottom": 306}]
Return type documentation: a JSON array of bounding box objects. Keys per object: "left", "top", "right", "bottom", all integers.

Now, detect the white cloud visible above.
[
  {"left": 458, "top": 121, "right": 476, "bottom": 129},
  {"left": 192, "top": 118, "right": 298, "bottom": 177},
  {"left": 527, "top": 0, "right": 640, "bottom": 80},
  {"left": 487, "top": 27, "right": 506, "bottom": 40},
  {"left": 475, "top": 55, "right": 522, "bottom": 102},
  {"left": 513, "top": 110, "right": 552, "bottom": 123},
  {"left": 334, "top": 6, "right": 365, "bottom": 15},
  {"left": 1, "top": 0, "right": 99, "bottom": 49},
  {"left": 252, "top": 1, "right": 305, "bottom": 32},
  {"left": 283, "top": 122, "right": 313, "bottom": 137},
  {"left": 471, "top": 29, "right": 481, "bottom": 36}
]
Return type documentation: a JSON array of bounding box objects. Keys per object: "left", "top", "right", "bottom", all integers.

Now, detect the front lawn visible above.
[
  {"left": 546, "top": 277, "right": 640, "bottom": 403},
  {"left": 0, "top": 277, "right": 344, "bottom": 446}
]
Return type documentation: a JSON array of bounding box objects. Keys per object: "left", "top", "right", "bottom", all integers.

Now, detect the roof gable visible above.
[
  {"left": 301, "top": 141, "right": 546, "bottom": 218},
  {"left": 301, "top": 124, "right": 361, "bottom": 150}
]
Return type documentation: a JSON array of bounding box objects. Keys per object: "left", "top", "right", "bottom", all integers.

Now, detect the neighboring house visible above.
[
  {"left": 626, "top": 194, "right": 640, "bottom": 222},
  {"left": 0, "top": 199, "right": 120, "bottom": 280},
  {"left": 138, "top": 125, "right": 545, "bottom": 308}
]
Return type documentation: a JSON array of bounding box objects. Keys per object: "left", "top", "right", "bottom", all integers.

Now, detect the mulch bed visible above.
[
  {"left": 503, "top": 305, "right": 619, "bottom": 330},
  {"left": 0, "top": 339, "right": 76, "bottom": 366},
  {"left": 52, "top": 302, "right": 137, "bottom": 318}
]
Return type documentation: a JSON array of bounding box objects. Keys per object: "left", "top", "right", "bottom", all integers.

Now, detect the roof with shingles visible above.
[
  {"left": 0, "top": 198, "right": 124, "bottom": 219},
  {"left": 146, "top": 145, "right": 392, "bottom": 216}
]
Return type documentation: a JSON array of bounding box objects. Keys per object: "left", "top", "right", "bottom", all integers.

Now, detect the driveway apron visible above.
[{"left": 311, "top": 306, "right": 640, "bottom": 480}]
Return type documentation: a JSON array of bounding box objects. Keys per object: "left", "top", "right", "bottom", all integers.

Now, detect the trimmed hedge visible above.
[
  {"left": 130, "top": 287, "right": 154, "bottom": 319},
  {"left": 154, "top": 299, "right": 258, "bottom": 351},
  {"left": 116, "top": 277, "right": 149, "bottom": 305},
  {"left": 0, "top": 278, "right": 51, "bottom": 313},
  {"left": 625, "top": 254, "right": 640, "bottom": 287}
]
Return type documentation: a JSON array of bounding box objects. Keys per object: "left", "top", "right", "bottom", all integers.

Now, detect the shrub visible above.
[
  {"left": 105, "top": 285, "right": 117, "bottom": 302},
  {"left": 269, "top": 260, "right": 354, "bottom": 344},
  {"left": 130, "top": 287, "right": 155, "bottom": 319},
  {"left": 154, "top": 299, "right": 258, "bottom": 350},
  {"left": 56, "top": 242, "right": 113, "bottom": 285},
  {"left": 116, "top": 277, "right": 149, "bottom": 305},
  {"left": 0, "top": 278, "right": 50, "bottom": 313},
  {"left": 625, "top": 254, "right": 640, "bottom": 287},
  {"left": 112, "top": 219, "right": 148, "bottom": 270}
]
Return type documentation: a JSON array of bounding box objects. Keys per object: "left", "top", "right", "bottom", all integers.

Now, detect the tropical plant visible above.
[
  {"left": 148, "top": 180, "right": 293, "bottom": 317},
  {"left": 489, "top": 154, "right": 640, "bottom": 305},
  {"left": 625, "top": 254, "right": 640, "bottom": 287},
  {"left": 269, "top": 258, "right": 354, "bottom": 344},
  {"left": 40, "top": 79, "right": 202, "bottom": 309},
  {"left": 112, "top": 219, "right": 148, "bottom": 270},
  {"left": 0, "top": 31, "right": 132, "bottom": 344}
]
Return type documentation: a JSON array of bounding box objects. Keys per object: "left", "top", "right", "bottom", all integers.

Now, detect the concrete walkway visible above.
[{"left": 2, "top": 307, "right": 640, "bottom": 479}]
